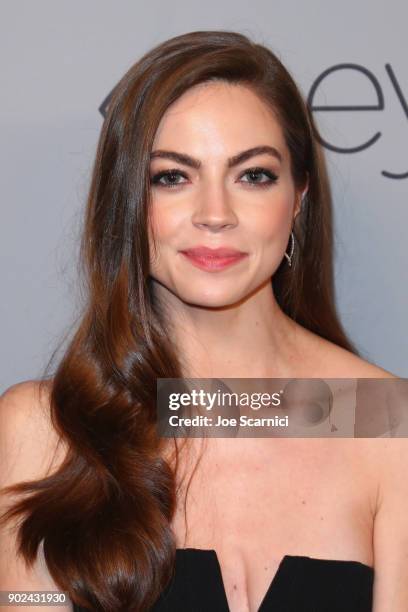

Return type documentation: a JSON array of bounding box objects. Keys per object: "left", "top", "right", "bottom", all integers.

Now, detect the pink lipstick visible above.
[{"left": 180, "top": 246, "right": 248, "bottom": 272}]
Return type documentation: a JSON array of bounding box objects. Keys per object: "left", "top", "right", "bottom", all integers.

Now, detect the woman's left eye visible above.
[{"left": 239, "top": 167, "right": 278, "bottom": 187}]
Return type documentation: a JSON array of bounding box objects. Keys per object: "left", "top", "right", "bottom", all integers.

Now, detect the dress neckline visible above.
[{"left": 175, "top": 547, "right": 374, "bottom": 612}]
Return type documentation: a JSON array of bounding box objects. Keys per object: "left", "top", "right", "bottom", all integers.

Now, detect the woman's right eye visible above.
[{"left": 150, "top": 169, "right": 188, "bottom": 188}]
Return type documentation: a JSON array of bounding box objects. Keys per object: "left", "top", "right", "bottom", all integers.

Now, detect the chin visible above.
[
  {"left": 178, "top": 288, "right": 247, "bottom": 309},
  {"left": 150, "top": 275, "right": 252, "bottom": 308}
]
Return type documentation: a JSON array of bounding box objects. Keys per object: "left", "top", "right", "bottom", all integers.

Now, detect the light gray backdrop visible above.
[{"left": 1, "top": 0, "right": 407, "bottom": 391}]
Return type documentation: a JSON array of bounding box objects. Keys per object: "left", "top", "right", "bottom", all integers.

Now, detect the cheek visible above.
[
  {"left": 247, "top": 192, "right": 292, "bottom": 242},
  {"left": 244, "top": 192, "right": 294, "bottom": 277},
  {"left": 149, "top": 198, "right": 187, "bottom": 237},
  {"left": 148, "top": 203, "right": 184, "bottom": 270}
]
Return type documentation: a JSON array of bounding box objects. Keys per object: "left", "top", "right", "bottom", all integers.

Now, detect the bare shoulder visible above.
[
  {"left": 321, "top": 342, "right": 396, "bottom": 378},
  {"left": 370, "top": 437, "right": 408, "bottom": 610},
  {"left": 0, "top": 379, "right": 67, "bottom": 491},
  {"left": 296, "top": 325, "right": 397, "bottom": 378},
  {"left": 0, "top": 380, "right": 71, "bottom": 605},
  {"left": 294, "top": 327, "right": 408, "bottom": 607}
]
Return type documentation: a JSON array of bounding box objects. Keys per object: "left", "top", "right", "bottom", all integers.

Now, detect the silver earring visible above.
[{"left": 284, "top": 230, "right": 295, "bottom": 267}]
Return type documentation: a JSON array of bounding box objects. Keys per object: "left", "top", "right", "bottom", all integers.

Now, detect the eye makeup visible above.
[{"left": 150, "top": 166, "right": 279, "bottom": 189}]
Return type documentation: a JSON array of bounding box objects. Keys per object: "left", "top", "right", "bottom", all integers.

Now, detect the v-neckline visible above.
[
  {"left": 176, "top": 548, "right": 294, "bottom": 611},
  {"left": 176, "top": 548, "right": 374, "bottom": 612}
]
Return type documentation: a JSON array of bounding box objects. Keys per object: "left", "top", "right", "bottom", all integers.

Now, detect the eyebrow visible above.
[{"left": 149, "top": 145, "right": 283, "bottom": 168}]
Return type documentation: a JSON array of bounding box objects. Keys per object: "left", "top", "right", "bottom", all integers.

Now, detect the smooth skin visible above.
[
  {"left": 148, "top": 80, "right": 304, "bottom": 380},
  {"left": 1, "top": 82, "right": 407, "bottom": 611}
]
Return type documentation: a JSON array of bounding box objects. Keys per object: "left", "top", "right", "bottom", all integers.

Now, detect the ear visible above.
[{"left": 293, "top": 173, "right": 309, "bottom": 221}]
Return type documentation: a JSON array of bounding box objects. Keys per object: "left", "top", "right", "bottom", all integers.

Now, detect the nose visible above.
[{"left": 191, "top": 181, "right": 238, "bottom": 232}]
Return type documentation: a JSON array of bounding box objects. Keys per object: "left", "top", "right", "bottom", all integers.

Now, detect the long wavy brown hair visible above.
[{"left": 0, "top": 30, "right": 358, "bottom": 610}]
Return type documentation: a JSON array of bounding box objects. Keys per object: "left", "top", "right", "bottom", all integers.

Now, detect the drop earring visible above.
[
  {"left": 285, "top": 190, "right": 307, "bottom": 267},
  {"left": 284, "top": 231, "right": 295, "bottom": 267}
]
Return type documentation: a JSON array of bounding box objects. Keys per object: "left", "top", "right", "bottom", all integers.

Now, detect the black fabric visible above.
[{"left": 73, "top": 547, "right": 374, "bottom": 611}]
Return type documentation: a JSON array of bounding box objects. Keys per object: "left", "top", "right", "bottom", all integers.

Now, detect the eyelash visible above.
[{"left": 150, "top": 166, "right": 279, "bottom": 189}]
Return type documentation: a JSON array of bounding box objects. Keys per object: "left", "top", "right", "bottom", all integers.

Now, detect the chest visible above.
[{"left": 168, "top": 438, "right": 376, "bottom": 612}]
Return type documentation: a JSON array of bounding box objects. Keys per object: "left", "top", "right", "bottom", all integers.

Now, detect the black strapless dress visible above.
[{"left": 73, "top": 547, "right": 374, "bottom": 611}]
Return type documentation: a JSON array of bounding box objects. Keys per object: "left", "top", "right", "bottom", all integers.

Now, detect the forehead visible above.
[{"left": 152, "top": 81, "right": 287, "bottom": 159}]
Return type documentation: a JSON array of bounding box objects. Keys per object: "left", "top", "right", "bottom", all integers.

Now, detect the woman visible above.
[{"left": 1, "top": 30, "right": 407, "bottom": 612}]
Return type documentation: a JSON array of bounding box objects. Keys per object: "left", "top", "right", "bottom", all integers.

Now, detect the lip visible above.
[
  {"left": 181, "top": 246, "right": 247, "bottom": 257},
  {"left": 179, "top": 246, "right": 248, "bottom": 272}
]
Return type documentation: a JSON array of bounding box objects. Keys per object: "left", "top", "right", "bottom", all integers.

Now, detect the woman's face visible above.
[{"left": 148, "top": 81, "right": 304, "bottom": 308}]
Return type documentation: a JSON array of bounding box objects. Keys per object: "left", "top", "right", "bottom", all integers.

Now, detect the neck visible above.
[{"left": 152, "top": 278, "right": 303, "bottom": 378}]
